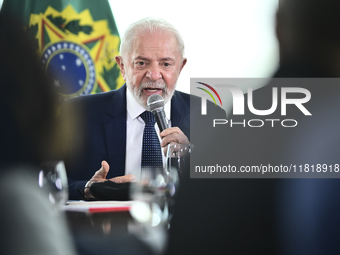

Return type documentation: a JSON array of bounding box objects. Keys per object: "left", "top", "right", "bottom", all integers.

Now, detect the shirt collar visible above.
[{"left": 126, "top": 87, "right": 171, "bottom": 120}]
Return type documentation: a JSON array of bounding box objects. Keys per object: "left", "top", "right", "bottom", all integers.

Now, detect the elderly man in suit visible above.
[{"left": 66, "top": 17, "right": 225, "bottom": 200}]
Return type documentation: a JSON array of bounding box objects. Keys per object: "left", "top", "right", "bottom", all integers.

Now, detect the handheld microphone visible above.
[{"left": 147, "top": 94, "right": 168, "bottom": 132}]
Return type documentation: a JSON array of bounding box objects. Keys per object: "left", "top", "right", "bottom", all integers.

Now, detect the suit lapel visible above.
[
  {"left": 102, "top": 88, "right": 190, "bottom": 177},
  {"left": 171, "top": 91, "right": 191, "bottom": 139},
  {"left": 104, "top": 85, "right": 127, "bottom": 177}
]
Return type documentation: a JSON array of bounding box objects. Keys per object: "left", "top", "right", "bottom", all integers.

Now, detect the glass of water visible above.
[
  {"left": 129, "top": 168, "right": 168, "bottom": 227},
  {"left": 166, "top": 143, "right": 191, "bottom": 178},
  {"left": 38, "top": 161, "right": 68, "bottom": 210}
]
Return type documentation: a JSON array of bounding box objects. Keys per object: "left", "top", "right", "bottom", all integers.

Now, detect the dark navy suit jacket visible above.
[{"left": 66, "top": 85, "right": 221, "bottom": 200}]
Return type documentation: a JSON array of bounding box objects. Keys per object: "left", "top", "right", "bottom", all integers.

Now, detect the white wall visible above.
[
  {"left": 0, "top": 0, "right": 279, "bottom": 94},
  {"left": 110, "top": 0, "right": 279, "bottom": 94}
]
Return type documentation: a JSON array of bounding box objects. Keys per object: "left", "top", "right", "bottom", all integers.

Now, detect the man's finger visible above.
[
  {"left": 109, "top": 174, "right": 136, "bottom": 183},
  {"left": 160, "top": 127, "right": 183, "bottom": 138},
  {"left": 101, "top": 160, "right": 110, "bottom": 174},
  {"left": 95, "top": 160, "right": 110, "bottom": 178},
  {"left": 161, "top": 133, "right": 189, "bottom": 147}
]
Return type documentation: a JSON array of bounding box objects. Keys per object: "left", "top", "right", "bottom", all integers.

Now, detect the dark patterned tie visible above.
[{"left": 140, "top": 111, "right": 163, "bottom": 169}]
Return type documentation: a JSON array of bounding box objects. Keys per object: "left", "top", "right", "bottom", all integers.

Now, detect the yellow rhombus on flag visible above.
[{"left": 1, "top": 0, "right": 124, "bottom": 98}]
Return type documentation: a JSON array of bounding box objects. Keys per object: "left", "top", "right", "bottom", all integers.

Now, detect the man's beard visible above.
[{"left": 129, "top": 79, "right": 176, "bottom": 109}]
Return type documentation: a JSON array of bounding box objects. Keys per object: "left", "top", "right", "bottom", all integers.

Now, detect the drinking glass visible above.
[
  {"left": 166, "top": 143, "right": 191, "bottom": 178},
  {"left": 129, "top": 168, "right": 168, "bottom": 227},
  {"left": 129, "top": 168, "right": 174, "bottom": 253},
  {"left": 38, "top": 161, "right": 69, "bottom": 210}
]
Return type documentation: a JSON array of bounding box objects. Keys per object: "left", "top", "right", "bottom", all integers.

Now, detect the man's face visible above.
[{"left": 116, "top": 31, "right": 187, "bottom": 109}]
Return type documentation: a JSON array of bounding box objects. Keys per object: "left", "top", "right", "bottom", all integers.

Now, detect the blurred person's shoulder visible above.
[{"left": 0, "top": 164, "right": 77, "bottom": 255}]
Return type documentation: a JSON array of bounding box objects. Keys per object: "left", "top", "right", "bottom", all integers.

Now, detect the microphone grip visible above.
[{"left": 152, "top": 109, "right": 168, "bottom": 132}]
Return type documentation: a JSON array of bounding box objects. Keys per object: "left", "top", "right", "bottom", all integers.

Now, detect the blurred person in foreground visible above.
[
  {"left": 0, "top": 13, "right": 77, "bottom": 255},
  {"left": 65, "top": 17, "right": 225, "bottom": 200},
  {"left": 166, "top": 0, "right": 340, "bottom": 254}
]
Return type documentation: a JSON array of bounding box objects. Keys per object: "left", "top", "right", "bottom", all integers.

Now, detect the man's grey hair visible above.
[{"left": 120, "top": 17, "right": 185, "bottom": 58}]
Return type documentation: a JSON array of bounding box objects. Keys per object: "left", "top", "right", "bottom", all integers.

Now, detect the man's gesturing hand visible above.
[{"left": 84, "top": 160, "right": 135, "bottom": 198}]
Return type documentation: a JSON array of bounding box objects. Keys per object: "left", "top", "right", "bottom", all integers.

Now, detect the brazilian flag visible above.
[{"left": 1, "top": 0, "right": 124, "bottom": 98}]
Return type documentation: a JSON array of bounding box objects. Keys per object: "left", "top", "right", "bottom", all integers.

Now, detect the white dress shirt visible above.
[{"left": 125, "top": 88, "right": 171, "bottom": 180}]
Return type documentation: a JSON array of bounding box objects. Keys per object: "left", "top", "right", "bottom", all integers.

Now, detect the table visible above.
[{"left": 63, "top": 201, "right": 167, "bottom": 255}]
